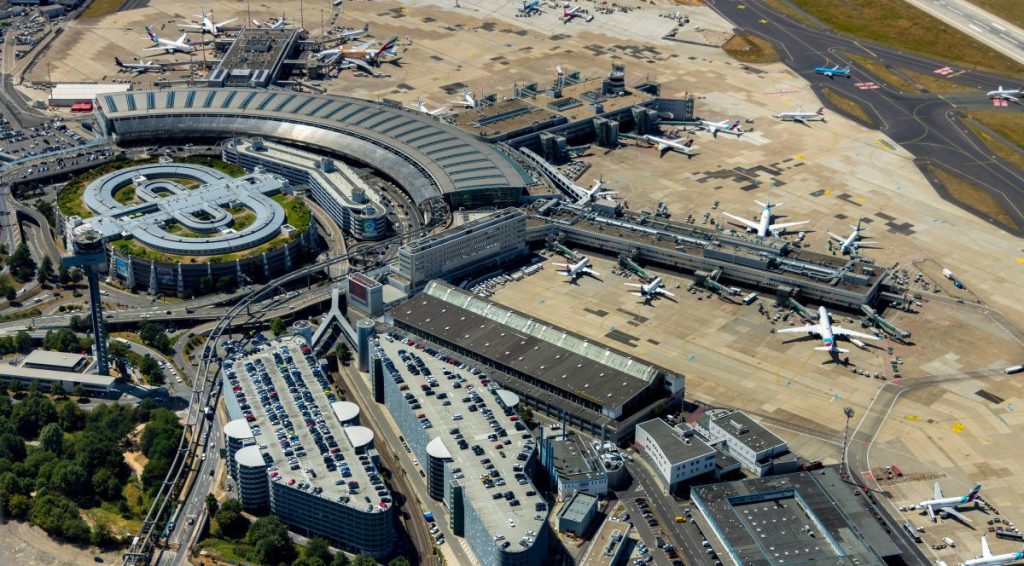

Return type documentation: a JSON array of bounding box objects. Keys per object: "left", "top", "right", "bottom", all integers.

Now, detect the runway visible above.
[
  {"left": 707, "top": 0, "right": 1024, "bottom": 236},
  {"left": 902, "top": 0, "right": 1024, "bottom": 66}
]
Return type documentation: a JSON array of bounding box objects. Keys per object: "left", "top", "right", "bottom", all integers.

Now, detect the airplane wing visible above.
[
  {"left": 179, "top": 23, "right": 202, "bottom": 29},
  {"left": 982, "top": 535, "right": 992, "bottom": 558},
  {"left": 722, "top": 212, "right": 760, "bottom": 231},
  {"left": 656, "top": 288, "right": 674, "bottom": 297},
  {"left": 216, "top": 17, "right": 238, "bottom": 27},
  {"left": 582, "top": 268, "right": 599, "bottom": 277},
  {"left": 926, "top": 505, "right": 936, "bottom": 522},
  {"left": 776, "top": 324, "right": 824, "bottom": 335},
  {"left": 624, "top": 283, "right": 643, "bottom": 289},
  {"left": 934, "top": 482, "right": 943, "bottom": 500},
  {"left": 829, "top": 232, "right": 845, "bottom": 242},
  {"left": 768, "top": 220, "right": 809, "bottom": 232},
  {"left": 939, "top": 506, "right": 972, "bottom": 523},
  {"left": 142, "top": 46, "right": 168, "bottom": 51},
  {"left": 832, "top": 326, "right": 879, "bottom": 341},
  {"left": 343, "top": 57, "right": 377, "bottom": 74}
]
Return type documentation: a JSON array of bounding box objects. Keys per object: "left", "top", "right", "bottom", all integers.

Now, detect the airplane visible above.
[
  {"left": 692, "top": 118, "right": 743, "bottom": 138},
  {"left": 335, "top": 23, "right": 370, "bottom": 42},
  {"left": 554, "top": 257, "right": 599, "bottom": 283},
  {"left": 180, "top": 10, "right": 238, "bottom": 36},
  {"left": 562, "top": 3, "right": 585, "bottom": 23},
  {"left": 773, "top": 107, "right": 826, "bottom": 125},
  {"left": 829, "top": 219, "right": 876, "bottom": 255},
  {"left": 642, "top": 134, "right": 698, "bottom": 158},
  {"left": 814, "top": 64, "right": 851, "bottom": 79},
  {"left": 332, "top": 0, "right": 343, "bottom": 6},
  {"left": 448, "top": 89, "right": 476, "bottom": 109},
  {"left": 143, "top": 26, "right": 195, "bottom": 54},
  {"left": 986, "top": 82, "right": 1023, "bottom": 103},
  {"left": 575, "top": 178, "right": 615, "bottom": 205},
  {"left": 962, "top": 535, "right": 1024, "bottom": 566},
  {"left": 776, "top": 305, "right": 879, "bottom": 354},
  {"left": 252, "top": 15, "right": 288, "bottom": 29},
  {"left": 316, "top": 36, "right": 398, "bottom": 69},
  {"left": 626, "top": 276, "right": 674, "bottom": 305},
  {"left": 413, "top": 98, "right": 447, "bottom": 116},
  {"left": 114, "top": 57, "right": 165, "bottom": 74},
  {"left": 916, "top": 483, "right": 981, "bottom": 523},
  {"left": 721, "top": 195, "right": 808, "bottom": 237},
  {"left": 519, "top": 0, "right": 542, "bottom": 14}
]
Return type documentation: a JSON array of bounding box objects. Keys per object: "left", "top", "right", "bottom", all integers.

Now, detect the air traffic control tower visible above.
[{"left": 62, "top": 226, "right": 110, "bottom": 375}]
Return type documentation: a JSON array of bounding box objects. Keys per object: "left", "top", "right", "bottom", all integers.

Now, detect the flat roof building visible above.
[
  {"left": 22, "top": 349, "right": 88, "bottom": 372},
  {"left": 207, "top": 28, "right": 298, "bottom": 88},
  {"left": 557, "top": 491, "right": 598, "bottom": 536},
  {"left": 635, "top": 418, "right": 715, "bottom": 493},
  {"left": 686, "top": 409, "right": 799, "bottom": 477},
  {"left": 50, "top": 83, "right": 130, "bottom": 107},
  {"left": 0, "top": 364, "right": 113, "bottom": 395},
  {"left": 395, "top": 209, "right": 527, "bottom": 292},
  {"left": 221, "top": 337, "right": 395, "bottom": 558},
  {"left": 391, "top": 281, "right": 684, "bottom": 439},
  {"left": 372, "top": 330, "right": 549, "bottom": 566},
  {"left": 540, "top": 426, "right": 614, "bottom": 502},
  {"left": 691, "top": 469, "right": 905, "bottom": 565}
]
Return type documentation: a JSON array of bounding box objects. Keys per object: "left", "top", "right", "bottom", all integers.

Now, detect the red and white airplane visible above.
[
  {"left": 562, "top": 3, "right": 589, "bottom": 23},
  {"left": 987, "top": 82, "right": 1023, "bottom": 103}
]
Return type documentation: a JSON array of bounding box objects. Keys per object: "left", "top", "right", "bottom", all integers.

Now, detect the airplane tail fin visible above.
[
  {"left": 363, "top": 23, "right": 369, "bottom": 31},
  {"left": 115, "top": 57, "right": 123, "bottom": 66},
  {"left": 146, "top": 26, "right": 157, "bottom": 42},
  {"left": 967, "top": 484, "right": 982, "bottom": 501},
  {"left": 375, "top": 36, "right": 399, "bottom": 58},
  {"left": 816, "top": 107, "right": 824, "bottom": 115}
]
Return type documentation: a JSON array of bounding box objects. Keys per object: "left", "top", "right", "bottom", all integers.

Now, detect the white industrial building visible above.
[
  {"left": 635, "top": 418, "right": 715, "bottom": 492},
  {"left": 685, "top": 409, "right": 799, "bottom": 477},
  {"left": 49, "top": 83, "right": 131, "bottom": 107}
]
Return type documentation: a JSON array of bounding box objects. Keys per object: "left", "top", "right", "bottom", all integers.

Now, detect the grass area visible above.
[
  {"left": 164, "top": 222, "right": 209, "bottom": 238},
  {"left": 967, "top": 0, "right": 1024, "bottom": 30},
  {"left": 113, "top": 185, "right": 137, "bottom": 205},
  {"left": 228, "top": 206, "right": 256, "bottom": 231},
  {"left": 722, "top": 33, "right": 780, "bottom": 64},
  {"left": 847, "top": 53, "right": 978, "bottom": 93},
  {"left": 178, "top": 156, "right": 246, "bottom": 178},
  {"left": 788, "top": 0, "right": 1024, "bottom": 76},
  {"left": 79, "top": 0, "right": 123, "bottom": 19},
  {"left": 199, "top": 536, "right": 255, "bottom": 563},
  {"left": 928, "top": 165, "right": 1019, "bottom": 232},
  {"left": 273, "top": 195, "right": 312, "bottom": 233},
  {"left": 58, "top": 158, "right": 158, "bottom": 219},
  {"left": 761, "top": 0, "right": 821, "bottom": 28},
  {"left": 820, "top": 87, "right": 872, "bottom": 124},
  {"left": 964, "top": 111, "right": 1024, "bottom": 174}
]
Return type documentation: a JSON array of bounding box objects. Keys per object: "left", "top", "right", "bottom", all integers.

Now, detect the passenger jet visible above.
[
  {"left": 962, "top": 535, "right": 1024, "bottom": 566},
  {"left": 722, "top": 195, "right": 808, "bottom": 237},
  {"left": 987, "top": 83, "right": 1023, "bottom": 103},
  {"left": 814, "top": 64, "right": 851, "bottom": 78},
  {"left": 575, "top": 178, "right": 615, "bottom": 205},
  {"left": 144, "top": 27, "right": 195, "bottom": 54},
  {"left": 114, "top": 57, "right": 165, "bottom": 74},
  {"left": 776, "top": 306, "right": 878, "bottom": 354},
  {"left": 916, "top": 483, "right": 981, "bottom": 523},
  {"left": 180, "top": 10, "right": 237, "bottom": 36},
  {"left": 692, "top": 118, "right": 743, "bottom": 138},
  {"left": 555, "top": 257, "right": 599, "bottom": 283},
  {"left": 626, "top": 277, "right": 673, "bottom": 305},
  {"left": 829, "top": 219, "right": 876, "bottom": 255},
  {"left": 643, "top": 135, "right": 698, "bottom": 158},
  {"left": 773, "top": 107, "right": 825, "bottom": 125}
]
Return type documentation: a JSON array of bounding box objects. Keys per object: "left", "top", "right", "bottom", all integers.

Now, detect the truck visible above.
[
  {"left": 942, "top": 268, "right": 954, "bottom": 280},
  {"left": 741, "top": 292, "right": 758, "bottom": 305},
  {"left": 903, "top": 521, "right": 922, "bottom": 543},
  {"left": 1005, "top": 364, "right": 1024, "bottom": 375}
]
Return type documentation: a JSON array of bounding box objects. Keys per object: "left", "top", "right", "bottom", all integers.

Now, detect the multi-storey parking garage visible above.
[{"left": 94, "top": 88, "right": 532, "bottom": 209}]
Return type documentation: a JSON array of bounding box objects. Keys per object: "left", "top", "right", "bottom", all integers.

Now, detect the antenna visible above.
[{"left": 841, "top": 406, "right": 854, "bottom": 480}]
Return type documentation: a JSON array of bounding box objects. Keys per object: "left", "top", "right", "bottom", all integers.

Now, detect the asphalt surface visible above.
[
  {"left": 903, "top": 0, "right": 1024, "bottom": 66},
  {"left": 707, "top": 0, "right": 1024, "bottom": 235}
]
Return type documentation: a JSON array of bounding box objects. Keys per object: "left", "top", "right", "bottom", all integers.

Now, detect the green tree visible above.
[
  {"left": 29, "top": 493, "right": 90, "bottom": 543},
  {"left": 57, "top": 264, "right": 70, "bottom": 285},
  {"left": 248, "top": 516, "right": 297, "bottom": 565},
  {"left": 270, "top": 317, "right": 287, "bottom": 337},
  {"left": 214, "top": 498, "right": 249, "bottom": 539},
  {"left": 216, "top": 275, "right": 237, "bottom": 293},
  {"left": 139, "top": 321, "right": 172, "bottom": 353},
  {"left": 198, "top": 276, "right": 213, "bottom": 295},
  {"left": 138, "top": 355, "right": 164, "bottom": 385},
  {"left": 69, "top": 314, "right": 91, "bottom": 333},
  {"left": 42, "top": 328, "right": 88, "bottom": 354},
  {"left": 6, "top": 242, "right": 37, "bottom": 282},
  {"left": 206, "top": 493, "right": 219, "bottom": 516},
  {"left": 351, "top": 555, "right": 377, "bottom": 566},
  {"left": 5, "top": 287, "right": 15, "bottom": 302},
  {"left": 14, "top": 330, "right": 32, "bottom": 354},
  {"left": 55, "top": 400, "right": 86, "bottom": 432},
  {"left": 39, "top": 423, "right": 64, "bottom": 456},
  {"left": 387, "top": 557, "right": 411, "bottom": 566},
  {"left": 91, "top": 518, "right": 116, "bottom": 547},
  {"left": 36, "top": 200, "right": 55, "bottom": 227},
  {"left": 11, "top": 394, "right": 57, "bottom": 438},
  {"left": 331, "top": 553, "right": 352, "bottom": 566},
  {"left": 0, "top": 433, "right": 26, "bottom": 461},
  {"left": 92, "top": 467, "right": 122, "bottom": 500},
  {"left": 44, "top": 460, "right": 90, "bottom": 498},
  {"left": 336, "top": 343, "right": 353, "bottom": 367},
  {"left": 37, "top": 256, "right": 54, "bottom": 285},
  {"left": 302, "top": 538, "right": 332, "bottom": 565},
  {"left": 292, "top": 558, "right": 326, "bottom": 566},
  {"left": 73, "top": 384, "right": 85, "bottom": 399},
  {"left": 68, "top": 268, "right": 84, "bottom": 284}
]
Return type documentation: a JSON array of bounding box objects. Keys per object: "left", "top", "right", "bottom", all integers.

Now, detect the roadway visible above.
[
  {"left": 902, "top": 0, "right": 1024, "bottom": 66},
  {"left": 707, "top": 0, "right": 1024, "bottom": 236}
]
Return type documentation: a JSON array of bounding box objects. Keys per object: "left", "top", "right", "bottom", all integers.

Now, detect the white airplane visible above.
[
  {"left": 562, "top": 3, "right": 584, "bottom": 22},
  {"left": 916, "top": 483, "right": 981, "bottom": 523},
  {"left": 962, "top": 535, "right": 1024, "bottom": 566},
  {"left": 776, "top": 305, "right": 879, "bottom": 354},
  {"left": 315, "top": 36, "right": 398, "bottom": 71},
  {"left": 335, "top": 23, "right": 370, "bottom": 42},
  {"left": 693, "top": 118, "right": 743, "bottom": 138},
  {"left": 643, "top": 134, "right": 698, "bottom": 159},
  {"left": 829, "top": 219, "right": 876, "bottom": 255},
  {"left": 414, "top": 98, "right": 447, "bottom": 116},
  {"left": 252, "top": 15, "right": 288, "bottom": 29},
  {"left": 626, "top": 277, "right": 674, "bottom": 304},
  {"left": 333, "top": 0, "right": 343, "bottom": 6},
  {"left": 722, "top": 195, "right": 808, "bottom": 237},
  {"left": 114, "top": 57, "right": 165, "bottom": 74},
  {"left": 144, "top": 26, "right": 195, "bottom": 54},
  {"left": 449, "top": 89, "right": 476, "bottom": 108},
  {"left": 575, "top": 178, "right": 615, "bottom": 205},
  {"left": 773, "top": 107, "right": 825, "bottom": 125},
  {"left": 554, "top": 257, "right": 599, "bottom": 283},
  {"left": 986, "top": 82, "right": 1023, "bottom": 103},
  {"left": 180, "top": 10, "right": 237, "bottom": 36}
]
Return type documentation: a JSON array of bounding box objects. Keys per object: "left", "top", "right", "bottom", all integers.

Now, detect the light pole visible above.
[{"left": 841, "top": 406, "right": 854, "bottom": 480}]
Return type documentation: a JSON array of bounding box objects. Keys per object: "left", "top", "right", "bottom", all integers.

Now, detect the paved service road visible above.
[
  {"left": 902, "top": 0, "right": 1024, "bottom": 66},
  {"left": 708, "top": 0, "right": 1024, "bottom": 235}
]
